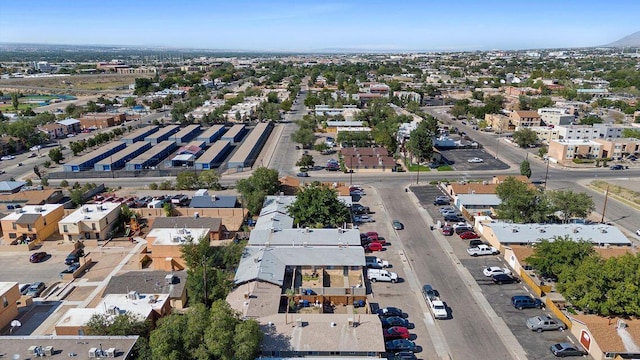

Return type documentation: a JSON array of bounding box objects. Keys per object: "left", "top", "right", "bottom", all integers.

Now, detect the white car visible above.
[
  {"left": 636, "top": 229, "right": 640, "bottom": 236},
  {"left": 483, "top": 266, "right": 512, "bottom": 277},
  {"left": 468, "top": 157, "right": 484, "bottom": 163},
  {"left": 1, "top": 155, "right": 16, "bottom": 161},
  {"left": 439, "top": 206, "right": 456, "bottom": 214}
]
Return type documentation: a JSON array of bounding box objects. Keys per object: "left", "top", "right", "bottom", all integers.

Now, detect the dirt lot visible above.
[{"left": 0, "top": 73, "right": 149, "bottom": 94}]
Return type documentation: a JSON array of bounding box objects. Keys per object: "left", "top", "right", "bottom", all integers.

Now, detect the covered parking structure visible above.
[
  {"left": 125, "top": 140, "right": 177, "bottom": 170},
  {"left": 62, "top": 142, "right": 126, "bottom": 172},
  {"left": 94, "top": 141, "right": 152, "bottom": 171},
  {"left": 196, "top": 125, "right": 227, "bottom": 145},
  {"left": 120, "top": 125, "right": 159, "bottom": 144},
  {"left": 227, "top": 122, "right": 273, "bottom": 170},
  {"left": 145, "top": 125, "right": 180, "bottom": 144},
  {"left": 194, "top": 140, "right": 232, "bottom": 170}
]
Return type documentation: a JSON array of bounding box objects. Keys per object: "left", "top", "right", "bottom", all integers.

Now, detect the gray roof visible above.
[
  {"left": 234, "top": 246, "right": 365, "bottom": 286},
  {"left": 15, "top": 213, "right": 41, "bottom": 225},
  {"left": 102, "top": 270, "right": 187, "bottom": 299},
  {"left": 456, "top": 194, "right": 502, "bottom": 207},
  {"left": 0, "top": 336, "right": 138, "bottom": 359},
  {"left": 0, "top": 181, "right": 26, "bottom": 193},
  {"left": 189, "top": 195, "right": 237, "bottom": 208},
  {"left": 486, "top": 222, "right": 632, "bottom": 245},
  {"left": 248, "top": 228, "right": 361, "bottom": 247},
  {"left": 260, "top": 196, "right": 297, "bottom": 216},
  {"left": 254, "top": 212, "right": 294, "bottom": 230},
  {"left": 151, "top": 216, "right": 222, "bottom": 231}
]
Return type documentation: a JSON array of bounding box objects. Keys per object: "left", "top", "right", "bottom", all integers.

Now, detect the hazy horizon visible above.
[{"left": 1, "top": 0, "right": 638, "bottom": 52}]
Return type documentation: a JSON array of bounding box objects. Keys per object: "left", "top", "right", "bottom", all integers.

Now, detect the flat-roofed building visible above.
[
  {"left": 227, "top": 122, "right": 273, "bottom": 170},
  {"left": 0, "top": 336, "right": 139, "bottom": 359},
  {"left": 548, "top": 138, "right": 602, "bottom": 163},
  {"left": 484, "top": 113, "right": 513, "bottom": 132},
  {"left": 172, "top": 124, "right": 201, "bottom": 145},
  {"left": 94, "top": 141, "right": 151, "bottom": 171},
  {"left": 79, "top": 113, "right": 126, "bottom": 129},
  {"left": 144, "top": 125, "right": 180, "bottom": 144},
  {"left": 510, "top": 110, "right": 541, "bottom": 128},
  {"left": 62, "top": 142, "right": 126, "bottom": 172},
  {"left": 530, "top": 126, "right": 561, "bottom": 144},
  {"left": 556, "top": 125, "right": 601, "bottom": 140},
  {"left": 0, "top": 282, "right": 20, "bottom": 330},
  {"left": 120, "top": 126, "right": 159, "bottom": 144},
  {"left": 194, "top": 140, "right": 231, "bottom": 170},
  {"left": 196, "top": 125, "right": 226, "bottom": 144},
  {"left": 594, "top": 137, "right": 640, "bottom": 159},
  {"left": 1, "top": 204, "right": 64, "bottom": 243},
  {"left": 58, "top": 202, "right": 121, "bottom": 242},
  {"left": 125, "top": 140, "right": 176, "bottom": 170},
  {"left": 221, "top": 124, "right": 246, "bottom": 144}
]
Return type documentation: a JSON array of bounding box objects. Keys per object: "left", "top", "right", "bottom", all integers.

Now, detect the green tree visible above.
[
  {"left": 287, "top": 182, "right": 350, "bottom": 227},
  {"left": 622, "top": 128, "right": 640, "bottom": 139},
  {"left": 60, "top": 179, "right": 69, "bottom": 187},
  {"left": 198, "top": 170, "right": 221, "bottom": 190},
  {"left": 233, "top": 319, "right": 263, "bottom": 360},
  {"left": 86, "top": 101, "right": 99, "bottom": 113},
  {"left": 85, "top": 312, "right": 151, "bottom": 337},
  {"left": 40, "top": 177, "right": 49, "bottom": 186},
  {"left": 291, "top": 127, "right": 315, "bottom": 148},
  {"left": 176, "top": 172, "right": 199, "bottom": 190},
  {"left": 525, "top": 237, "right": 595, "bottom": 277},
  {"left": 236, "top": 167, "right": 280, "bottom": 215},
  {"left": 407, "top": 120, "right": 434, "bottom": 164},
  {"left": 124, "top": 97, "right": 137, "bottom": 107},
  {"left": 296, "top": 154, "right": 315, "bottom": 168},
  {"left": 519, "top": 159, "right": 532, "bottom": 178},
  {"left": 150, "top": 314, "right": 187, "bottom": 360},
  {"left": 70, "top": 189, "right": 85, "bottom": 206},
  {"left": 581, "top": 115, "right": 603, "bottom": 125},
  {"left": 204, "top": 300, "right": 238, "bottom": 360},
  {"left": 69, "top": 141, "right": 86, "bottom": 156},
  {"left": 547, "top": 190, "right": 595, "bottom": 222},
  {"left": 11, "top": 92, "right": 19, "bottom": 110},
  {"left": 495, "top": 176, "right": 548, "bottom": 223},
  {"left": 33, "top": 165, "right": 41, "bottom": 179},
  {"left": 162, "top": 202, "right": 173, "bottom": 217},
  {"left": 48, "top": 147, "right": 63, "bottom": 164},
  {"left": 512, "top": 128, "right": 538, "bottom": 148}
]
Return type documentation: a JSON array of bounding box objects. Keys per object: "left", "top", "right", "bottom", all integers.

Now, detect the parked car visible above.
[
  {"left": 455, "top": 226, "right": 473, "bottom": 235},
  {"left": 380, "top": 316, "right": 410, "bottom": 328},
  {"left": 467, "top": 244, "right": 499, "bottom": 256},
  {"left": 354, "top": 215, "right": 374, "bottom": 223},
  {"left": 511, "top": 295, "right": 544, "bottom": 309},
  {"left": 364, "top": 231, "right": 379, "bottom": 240},
  {"left": 26, "top": 282, "right": 45, "bottom": 297},
  {"left": 385, "top": 339, "right": 416, "bottom": 353},
  {"left": 376, "top": 307, "right": 405, "bottom": 318},
  {"left": 296, "top": 172, "right": 309, "bottom": 177},
  {"left": 365, "top": 242, "right": 383, "bottom": 252},
  {"left": 468, "top": 157, "right": 484, "bottom": 163},
  {"left": 392, "top": 220, "right": 404, "bottom": 230},
  {"left": 439, "top": 206, "right": 456, "bottom": 214},
  {"left": 29, "top": 252, "right": 48, "bottom": 263},
  {"left": 393, "top": 351, "right": 417, "bottom": 360},
  {"left": 459, "top": 231, "right": 480, "bottom": 240},
  {"left": 19, "top": 283, "right": 31, "bottom": 295},
  {"left": 352, "top": 204, "right": 370, "bottom": 214},
  {"left": 1, "top": 155, "right": 16, "bottom": 160},
  {"left": 433, "top": 196, "right": 450, "bottom": 205},
  {"left": 468, "top": 239, "right": 486, "bottom": 248},
  {"left": 549, "top": 343, "right": 587, "bottom": 357},
  {"left": 61, "top": 262, "right": 80, "bottom": 275},
  {"left": 526, "top": 315, "right": 566, "bottom": 332},
  {"left": 442, "top": 226, "right": 454, "bottom": 236},
  {"left": 493, "top": 274, "right": 519, "bottom": 284},
  {"left": 610, "top": 164, "right": 625, "bottom": 170},
  {"left": 444, "top": 214, "right": 463, "bottom": 222},
  {"left": 28, "top": 153, "right": 37, "bottom": 158},
  {"left": 483, "top": 266, "right": 511, "bottom": 277},
  {"left": 383, "top": 326, "right": 410, "bottom": 340}
]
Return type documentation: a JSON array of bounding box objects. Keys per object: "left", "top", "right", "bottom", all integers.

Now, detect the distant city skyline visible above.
[{"left": 1, "top": 0, "right": 638, "bottom": 52}]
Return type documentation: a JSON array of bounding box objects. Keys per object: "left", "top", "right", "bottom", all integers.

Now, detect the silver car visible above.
[{"left": 526, "top": 315, "right": 565, "bottom": 332}]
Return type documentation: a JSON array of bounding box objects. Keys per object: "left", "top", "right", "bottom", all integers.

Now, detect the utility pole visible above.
[
  {"left": 600, "top": 185, "right": 610, "bottom": 223},
  {"left": 543, "top": 157, "right": 550, "bottom": 191}
]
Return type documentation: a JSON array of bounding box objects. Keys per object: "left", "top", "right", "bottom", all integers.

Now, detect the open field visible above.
[{"left": 0, "top": 73, "right": 151, "bottom": 94}]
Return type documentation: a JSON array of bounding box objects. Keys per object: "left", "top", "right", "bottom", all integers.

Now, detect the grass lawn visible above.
[
  {"left": 437, "top": 165, "right": 454, "bottom": 171},
  {"left": 0, "top": 103, "right": 36, "bottom": 111},
  {"left": 406, "top": 163, "right": 431, "bottom": 172}
]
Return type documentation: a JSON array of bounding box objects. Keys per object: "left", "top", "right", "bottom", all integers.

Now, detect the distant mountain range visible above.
[{"left": 607, "top": 31, "right": 640, "bottom": 47}]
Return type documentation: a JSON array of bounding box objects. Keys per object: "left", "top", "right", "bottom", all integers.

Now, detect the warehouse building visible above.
[
  {"left": 63, "top": 142, "right": 126, "bottom": 172},
  {"left": 194, "top": 140, "right": 232, "bottom": 170},
  {"left": 220, "top": 124, "right": 246, "bottom": 144},
  {"left": 227, "top": 122, "right": 273, "bottom": 170},
  {"left": 172, "top": 124, "right": 201, "bottom": 145},
  {"left": 170, "top": 140, "right": 206, "bottom": 167},
  {"left": 125, "top": 140, "right": 177, "bottom": 170},
  {"left": 145, "top": 125, "right": 180, "bottom": 144},
  {"left": 94, "top": 141, "right": 151, "bottom": 171},
  {"left": 120, "top": 126, "right": 159, "bottom": 144},
  {"left": 196, "top": 125, "right": 227, "bottom": 145}
]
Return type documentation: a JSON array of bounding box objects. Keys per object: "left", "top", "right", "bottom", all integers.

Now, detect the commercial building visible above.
[
  {"left": 120, "top": 126, "right": 159, "bottom": 144},
  {"left": 79, "top": 113, "right": 126, "bottom": 129},
  {"left": 227, "top": 122, "right": 273, "bottom": 170},
  {"left": 56, "top": 118, "right": 81, "bottom": 134},
  {"left": 189, "top": 189, "right": 237, "bottom": 208},
  {"left": 170, "top": 140, "right": 206, "bottom": 167},
  {"left": 125, "top": 140, "right": 176, "bottom": 170},
  {"left": 0, "top": 204, "right": 64, "bottom": 243},
  {"left": 341, "top": 147, "right": 397, "bottom": 173},
  {"left": 594, "top": 137, "right": 640, "bottom": 159},
  {"left": 484, "top": 113, "right": 513, "bottom": 132},
  {"left": 93, "top": 141, "right": 151, "bottom": 171},
  {"left": 144, "top": 125, "right": 180, "bottom": 144},
  {"left": 548, "top": 139, "right": 602, "bottom": 163},
  {"left": 537, "top": 108, "right": 575, "bottom": 126},
  {"left": 171, "top": 124, "right": 201, "bottom": 145},
  {"left": 0, "top": 336, "right": 139, "bottom": 359},
  {"left": 194, "top": 140, "right": 232, "bottom": 170},
  {"left": 0, "top": 282, "right": 20, "bottom": 331},
  {"left": 58, "top": 202, "right": 121, "bottom": 242},
  {"left": 63, "top": 142, "right": 126, "bottom": 172},
  {"left": 220, "top": 124, "right": 246, "bottom": 144},
  {"left": 196, "top": 125, "right": 226, "bottom": 144}
]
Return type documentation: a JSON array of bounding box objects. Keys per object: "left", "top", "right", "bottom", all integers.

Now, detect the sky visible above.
[{"left": 1, "top": 0, "right": 639, "bottom": 51}]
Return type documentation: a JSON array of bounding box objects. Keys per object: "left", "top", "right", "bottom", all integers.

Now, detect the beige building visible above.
[
  {"left": 510, "top": 110, "right": 542, "bottom": 128},
  {"left": 1, "top": 204, "right": 64, "bottom": 244},
  {"left": 0, "top": 282, "right": 20, "bottom": 331},
  {"left": 530, "top": 126, "right": 561, "bottom": 144},
  {"left": 594, "top": 138, "right": 640, "bottom": 159},
  {"left": 58, "top": 202, "right": 121, "bottom": 242},
  {"left": 548, "top": 139, "right": 603, "bottom": 163},
  {"left": 484, "top": 113, "right": 513, "bottom": 132}
]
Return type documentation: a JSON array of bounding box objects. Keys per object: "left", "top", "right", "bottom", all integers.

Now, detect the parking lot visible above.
[
  {"left": 353, "top": 187, "right": 436, "bottom": 359},
  {"left": 438, "top": 148, "right": 510, "bottom": 171},
  {"left": 411, "top": 184, "right": 588, "bottom": 360}
]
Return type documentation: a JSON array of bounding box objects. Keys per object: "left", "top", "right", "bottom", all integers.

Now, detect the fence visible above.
[
  {"left": 545, "top": 298, "right": 573, "bottom": 329},
  {"left": 519, "top": 270, "right": 552, "bottom": 297}
]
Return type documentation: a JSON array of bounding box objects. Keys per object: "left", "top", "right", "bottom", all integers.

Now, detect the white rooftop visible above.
[
  {"left": 551, "top": 138, "right": 602, "bottom": 145},
  {"left": 485, "top": 222, "right": 632, "bottom": 246},
  {"left": 147, "top": 227, "right": 210, "bottom": 246},
  {"left": 1, "top": 204, "right": 62, "bottom": 221},
  {"left": 55, "top": 293, "right": 169, "bottom": 329},
  {"left": 59, "top": 202, "right": 120, "bottom": 225},
  {"left": 249, "top": 228, "right": 361, "bottom": 247}
]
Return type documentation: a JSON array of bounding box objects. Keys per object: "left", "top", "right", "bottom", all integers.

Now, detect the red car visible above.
[
  {"left": 365, "top": 232, "right": 379, "bottom": 240},
  {"left": 459, "top": 231, "right": 480, "bottom": 240},
  {"left": 383, "top": 326, "right": 410, "bottom": 340},
  {"left": 442, "top": 226, "right": 454, "bottom": 236},
  {"left": 29, "top": 252, "right": 48, "bottom": 263},
  {"left": 365, "top": 242, "right": 383, "bottom": 252}
]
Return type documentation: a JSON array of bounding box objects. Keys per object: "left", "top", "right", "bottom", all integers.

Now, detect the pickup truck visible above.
[
  {"left": 466, "top": 244, "right": 500, "bottom": 257},
  {"left": 366, "top": 256, "right": 390, "bottom": 269},
  {"left": 426, "top": 294, "right": 448, "bottom": 319},
  {"left": 368, "top": 269, "right": 398, "bottom": 283}
]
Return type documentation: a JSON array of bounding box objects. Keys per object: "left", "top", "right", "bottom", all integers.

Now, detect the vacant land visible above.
[{"left": 0, "top": 73, "right": 151, "bottom": 94}]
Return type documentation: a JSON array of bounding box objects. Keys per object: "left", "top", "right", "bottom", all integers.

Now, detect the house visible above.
[
  {"left": 0, "top": 282, "right": 20, "bottom": 330},
  {"left": 340, "top": 147, "right": 397, "bottom": 173},
  {"left": 55, "top": 292, "right": 171, "bottom": 335},
  {"left": 39, "top": 123, "right": 66, "bottom": 139},
  {"left": 102, "top": 271, "right": 188, "bottom": 310},
  {"left": 510, "top": 111, "right": 541, "bottom": 128},
  {"left": 0, "top": 204, "right": 64, "bottom": 244},
  {"left": 145, "top": 217, "right": 223, "bottom": 271},
  {"left": 58, "top": 202, "right": 121, "bottom": 242}
]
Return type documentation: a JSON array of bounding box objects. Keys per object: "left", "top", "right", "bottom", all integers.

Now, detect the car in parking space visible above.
[
  {"left": 454, "top": 226, "right": 473, "bottom": 234},
  {"left": 29, "top": 252, "right": 48, "bottom": 263},
  {"left": 296, "top": 172, "right": 309, "bottom": 177},
  {"left": 352, "top": 204, "right": 370, "bottom": 214},
  {"left": 26, "top": 282, "right": 46, "bottom": 297},
  {"left": 468, "top": 239, "right": 486, "bottom": 248},
  {"left": 1, "top": 155, "right": 16, "bottom": 160},
  {"left": 61, "top": 262, "right": 80, "bottom": 276},
  {"left": 444, "top": 214, "right": 463, "bottom": 222},
  {"left": 365, "top": 242, "right": 383, "bottom": 252},
  {"left": 492, "top": 274, "right": 520, "bottom": 285},
  {"left": 383, "top": 326, "right": 410, "bottom": 340},
  {"left": 433, "top": 196, "right": 450, "bottom": 205},
  {"left": 468, "top": 157, "right": 484, "bottom": 163},
  {"left": 393, "top": 351, "right": 417, "bottom": 360},
  {"left": 19, "top": 283, "right": 31, "bottom": 295},
  {"left": 526, "top": 315, "right": 566, "bottom": 332},
  {"left": 442, "top": 226, "right": 454, "bottom": 236},
  {"left": 483, "top": 266, "right": 511, "bottom": 277},
  {"left": 380, "top": 316, "right": 410, "bottom": 328},
  {"left": 549, "top": 343, "right": 587, "bottom": 357},
  {"left": 392, "top": 220, "right": 404, "bottom": 230},
  {"left": 511, "top": 295, "right": 544, "bottom": 310},
  {"left": 459, "top": 231, "right": 480, "bottom": 240},
  {"left": 385, "top": 339, "right": 416, "bottom": 353},
  {"left": 610, "top": 164, "right": 625, "bottom": 170},
  {"left": 376, "top": 307, "right": 405, "bottom": 318},
  {"left": 354, "top": 215, "right": 374, "bottom": 223},
  {"left": 439, "top": 206, "right": 456, "bottom": 214}
]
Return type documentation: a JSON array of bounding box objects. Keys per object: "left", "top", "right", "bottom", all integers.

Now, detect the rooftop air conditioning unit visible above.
[
  {"left": 128, "top": 291, "right": 139, "bottom": 300},
  {"left": 512, "top": 228, "right": 518, "bottom": 233},
  {"left": 106, "top": 305, "right": 119, "bottom": 315},
  {"left": 165, "top": 274, "right": 175, "bottom": 285},
  {"left": 88, "top": 348, "right": 98, "bottom": 358}
]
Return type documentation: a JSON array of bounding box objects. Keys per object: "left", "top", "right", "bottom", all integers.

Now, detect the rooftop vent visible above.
[{"left": 512, "top": 228, "right": 518, "bottom": 233}]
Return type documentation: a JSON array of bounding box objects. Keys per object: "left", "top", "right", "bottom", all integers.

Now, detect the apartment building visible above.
[
  {"left": 594, "top": 138, "right": 640, "bottom": 159},
  {"left": 58, "top": 202, "right": 121, "bottom": 242},
  {"left": 510, "top": 110, "right": 542, "bottom": 128},
  {"left": 592, "top": 123, "right": 628, "bottom": 139},
  {"left": 548, "top": 139, "right": 602, "bottom": 163},
  {"left": 0, "top": 282, "right": 20, "bottom": 331},
  {"left": 556, "top": 125, "right": 601, "bottom": 140},
  {"left": 484, "top": 113, "right": 513, "bottom": 132},
  {"left": 530, "top": 126, "right": 561, "bottom": 144},
  {"left": 79, "top": 113, "right": 126, "bottom": 130},
  {"left": 0, "top": 204, "right": 64, "bottom": 243}
]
